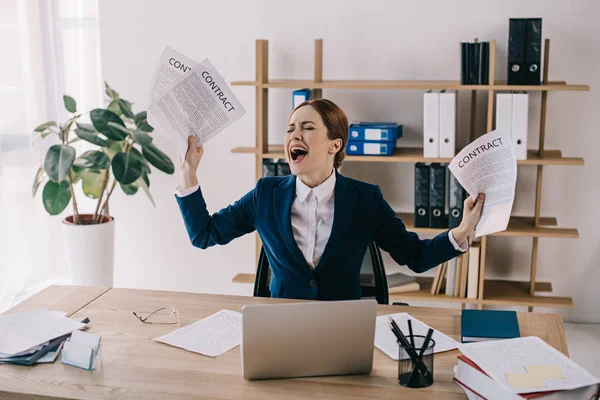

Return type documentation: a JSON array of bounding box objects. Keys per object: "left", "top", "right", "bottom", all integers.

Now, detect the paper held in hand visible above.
[
  {"left": 448, "top": 130, "right": 517, "bottom": 237},
  {"left": 147, "top": 46, "right": 246, "bottom": 156}
]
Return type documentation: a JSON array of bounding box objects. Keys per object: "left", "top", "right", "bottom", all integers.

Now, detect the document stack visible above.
[
  {"left": 346, "top": 122, "right": 401, "bottom": 156},
  {"left": 460, "top": 41, "right": 490, "bottom": 85},
  {"left": 0, "top": 309, "right": 87, "bottom": 366},
  {"left": 454, "top": 337, "right": 600, "bottom": 399}
]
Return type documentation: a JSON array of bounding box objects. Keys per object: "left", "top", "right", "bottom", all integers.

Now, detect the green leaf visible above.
[
  {"left": 137, "top": 121, "right": 154, "bottom": 132},
  {"left": 102, "top": 139, "right": 124, "bottom": 159},
  {"left": 105, "top": 81, "right": 119, "bottom": 100},
  {"left": 107, "top": 121, "right": 132, "bottom": 137},
  {"left": 71, "top": 165, "right": 85, "bottom": 184},
  {"left": 112, "top": 152, "right": 142, "bottom": 184},
  {"left": 82, "top": 170, "right": 105, "bottom": 199},
  {"left": 142, "top": 143, "right": 174, "bottom": 174},
  {"left": 44, "top": 144, "right": 76, "bottom": 182},
  {"left": 90, "top": 109, "right": 127, "bottom": 140},
  {"left": 107, "top": 99, "right": 122, "bottom": 116},
  {"left": 34, "top": 121, "right": 57, "bottom": 132},
  {"left": 32, "top": 166, "right": 47, "bottom": 198},
  {"left": 74, "top": 128, "right": 110, "bottom": 147},
  {"left": 75, "top": 122, "right": 95, "bottom": 132},
  {"left": 63, "top": 95, "right": 77, "bottom": 113},
  {"left": 118, "top": 98, "right": 135, "bottom": 119},
  {"left": 42, "top": 180, "right": 71, "bottom": 215},
  {"left": 130, "top": 146, "right": 151, "bottom": 174},
  {"left": 137, "top": 173, "right": 155, "bottom": 207},
  {"left": 120, "top": 183, "right": 139, "bottom": 195},
  {"left": 131, "top": 129, "right": 153, "bottom": 146},
  {"left": 134, "top": 111, "right": 147, "bottom": 125},
  {"left": 141, "top": 170, "right": 150, "bottom": 187},
  {"left": 74, "top": 151, "right": 110, "bottom": 169}
]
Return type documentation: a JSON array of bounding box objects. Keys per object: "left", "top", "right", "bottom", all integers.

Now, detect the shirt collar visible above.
[{"left": 295, "top": 170, "right": 336, "bottom": 203}]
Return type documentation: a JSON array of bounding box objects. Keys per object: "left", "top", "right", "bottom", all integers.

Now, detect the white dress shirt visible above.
[{"left": 175, "top": 174, "right": 467, "bottom": 268}]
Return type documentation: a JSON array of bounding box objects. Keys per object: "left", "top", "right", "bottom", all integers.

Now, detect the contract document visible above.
[
  {"left": 147, "top": 46, "right": 245, "bottom": 155},
  {"left": 448, "top": 130, "right": 517, "bottom": 237}
]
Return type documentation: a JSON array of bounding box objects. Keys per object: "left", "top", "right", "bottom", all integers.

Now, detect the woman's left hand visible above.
[{"left": 451, "top": 193, "right": 485, "bottom": 245}]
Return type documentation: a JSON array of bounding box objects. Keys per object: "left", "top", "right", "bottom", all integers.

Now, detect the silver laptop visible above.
[{"left": 241, "top": 299, "right": 377, "bottom": 380}]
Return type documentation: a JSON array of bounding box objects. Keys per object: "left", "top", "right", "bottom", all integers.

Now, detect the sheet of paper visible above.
[
  {"left": 0, "top": 309, "right": 86, "bottom": 356},
  {"left": 448, "top": 130, "right": 517, "bottom": 237},
  {"left": 147, "top": 52, "right": 245, "bottom": 155},
  {"left": 374, "top": 312, "right": 459, "bottom": 360},
  {"left": 154, "top": 310, "right": 242, "bottom": 357},
  {"left": 459, "top": 336, "right": 600, "bottom": 394}
]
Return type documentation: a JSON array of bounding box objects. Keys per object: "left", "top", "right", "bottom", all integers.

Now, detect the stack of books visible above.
[{"left": 346, "top": 122, "right": 401, "bottom": 156}]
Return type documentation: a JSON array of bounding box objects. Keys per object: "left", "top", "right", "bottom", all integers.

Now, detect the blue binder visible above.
[
  {"left": 461, "top": 309, "right": 521, "bottom": 343},
  {"left": 292, "top": 89, "right": 312, "bottom": 109},
  {"left": 346, "top": 141, "right": 394, "bottom": 156},
  {"left": 348, "top": 123, "right": 401, "bottom": 142}
]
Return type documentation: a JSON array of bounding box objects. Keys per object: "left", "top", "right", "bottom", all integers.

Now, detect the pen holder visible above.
[{"left": 397, "top": 335, "right": 435, "bottom": 388}]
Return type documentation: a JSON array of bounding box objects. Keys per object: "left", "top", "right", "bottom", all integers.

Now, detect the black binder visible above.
[
  {"left": 460, "top": 42, "right": 469, "bottom": 84},
  {"left": 525, "top": 18, "right": 542, "bottom": 85},
  {"left": 262, "top": 160, "right": 277, "bottom": 177},
  {"left": 448, "top": 172, "right": 465, "bottom": 229},
  {"left": 508, "top": 18, "right": 542, "bottom": 85},
  {"left": 276, "top": 160, "right": 291, "bottom": 176},
  {"left": 429, "top": 163, "right": 446, "bottom": 229},
  {"left": 414, "top": 163, "right": 430, "bottom": 228}
]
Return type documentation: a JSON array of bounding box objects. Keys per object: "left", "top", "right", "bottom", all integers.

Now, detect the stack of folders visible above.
[
  {"left": 0, "top": 309, "right": 87, "bottom": 366},
  {"left": 262, "top": 159, "right": 291, "bottom": 177},
  {"left": 460, "top": 41, "right": 490, "bottom": 85},
  {"left": 414, "top": 163, "right": 466, "bottom": 229},
  {"left": 292, "top": 89, "right": 312, "bottom": 109},
  {"left": 496, "top": 92, "right": 529, "bottom": 160},
  {"left": 454, "top": 337, "right": 600, "bottom": 399},
  {"left": 346, "top": 122, "right": 402, "bottom": 156},
  {"left": 423, "top": 91, "right": 456, "bottom": 158}
]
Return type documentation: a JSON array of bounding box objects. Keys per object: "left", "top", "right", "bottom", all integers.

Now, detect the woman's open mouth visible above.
[{"left": 289, "top": 145, "right": 308, "bottom": 163}]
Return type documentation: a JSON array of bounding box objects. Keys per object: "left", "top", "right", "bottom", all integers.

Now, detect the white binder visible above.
[
  {"left": 439, "top": 92, "right": 456, "bottom": 158},
  {"left": 495, "top": 93, "right": 513, "bottom": 138},
  {"left": 423, "top": 92, "right": 440, "bottom": 158},
  {"left": 511, "top": 93, "right": 529, "bottom": 160}
]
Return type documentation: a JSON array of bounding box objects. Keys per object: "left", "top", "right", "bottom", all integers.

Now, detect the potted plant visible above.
[{"left": 32, "top": 82, "right": 174, "bottom": 286}]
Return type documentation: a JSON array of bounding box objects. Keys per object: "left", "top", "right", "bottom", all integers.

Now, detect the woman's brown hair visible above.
[{"left": 292, "top": 98, "right": 348, "bottom": 169}]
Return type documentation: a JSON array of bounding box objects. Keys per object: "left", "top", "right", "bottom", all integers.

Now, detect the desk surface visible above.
[{"left": 0, "top": 285, "right": 569, "bottom": 399}]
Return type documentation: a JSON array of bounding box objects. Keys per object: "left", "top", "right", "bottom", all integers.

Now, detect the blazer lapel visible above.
[
  {"left": 315, "top": 171, "right": 357, "bottom": 270},
  {"left": 273, "top": 175, "right": 312, "bottom": 275}
]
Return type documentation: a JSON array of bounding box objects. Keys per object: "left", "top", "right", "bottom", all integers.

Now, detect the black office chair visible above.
[{"left": 253, "top": 242, "right": 400, "bottom": 305}]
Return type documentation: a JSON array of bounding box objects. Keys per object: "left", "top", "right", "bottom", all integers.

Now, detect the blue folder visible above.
[
  {"left": 461, "top": 309, "right": 521, "bottom": 343},
  {"left": 346, "top": 141, "right": 394, "bottom": 156},
  {"left": 348, "top": 123, "right": 402, "bottom": 142}
]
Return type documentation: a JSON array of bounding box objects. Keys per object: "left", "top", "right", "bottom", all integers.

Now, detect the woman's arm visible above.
[
  {"left": 372, "top": 187, "right": 470, "bottom": 273},
  {"left": 176, "top": 136, "right": 258, "bottom": 249}
]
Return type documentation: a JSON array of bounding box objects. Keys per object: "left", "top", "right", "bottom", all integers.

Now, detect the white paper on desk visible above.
[
  {"left": 448, "top": 130, "right": 517, "bottom": 237},
  {"left": 147, "top": 55, "right": 245, "bottom": 156},
  {"left": 154, "top": 310, "right": 242, "bottom": 357},
  {"left": 459, "top": 336, "right": 600, "bottom": 394},
  {"left": 375, "top": 312, "right": 459, "bottom": 360},
  {"left": 0, "top": 309, "right": 86, "bottom": 356}
]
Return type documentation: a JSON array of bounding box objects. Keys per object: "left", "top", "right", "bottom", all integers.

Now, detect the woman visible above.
[{"left": 176, "top": 99, "right": 484, "bottom": 301}]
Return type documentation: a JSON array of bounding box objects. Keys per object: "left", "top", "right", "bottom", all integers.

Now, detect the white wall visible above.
[{"left": 97, "top": 0, "right": 600, "bottom": 323}]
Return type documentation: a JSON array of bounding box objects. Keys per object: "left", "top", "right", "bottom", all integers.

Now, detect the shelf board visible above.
[
  {"left": 397, "top": 213, "right": 578, "bottom": 239},
  {"left": 231, "top": 146, "right": 584, "bottom": 166},
  {"left": 231, "top": 79, "right": 589, "bottom": 92},
  {"left": 391, "top": 277, "right": 573, "bottom": 308},
  {"left": 232, "top": 274, "right": 571, "bottom": 308}
]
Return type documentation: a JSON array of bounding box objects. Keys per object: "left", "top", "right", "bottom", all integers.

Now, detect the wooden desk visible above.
[{"left": 0, "top": 285, "right": 570, "bottom": 399}]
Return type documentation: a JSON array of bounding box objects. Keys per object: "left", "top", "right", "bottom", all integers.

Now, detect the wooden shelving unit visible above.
[{"left": 231, "top": 38, "right": 588, "bottom": 310}]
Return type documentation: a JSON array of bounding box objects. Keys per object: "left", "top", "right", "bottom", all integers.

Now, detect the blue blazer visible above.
[{"left": 176, "top": 171, "right": 462, "bottom": 301}]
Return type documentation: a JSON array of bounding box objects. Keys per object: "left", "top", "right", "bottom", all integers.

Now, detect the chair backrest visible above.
[{"left": 253, "top": 242, "right": 389, "bottom": 304}]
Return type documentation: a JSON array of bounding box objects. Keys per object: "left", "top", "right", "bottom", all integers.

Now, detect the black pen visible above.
[
  {"left": 408, "top": 319, "right": 415, "bottom": 349},
  {"left": 407, "top": 327, "right": 434, "bottom": 385},
  {"left": 387, "top": 318, "right": 429, "bottom": 375}
]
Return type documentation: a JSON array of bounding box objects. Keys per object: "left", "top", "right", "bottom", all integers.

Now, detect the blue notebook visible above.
[{"left": 461, "top": 309, "right": 520, "bottom": 343}]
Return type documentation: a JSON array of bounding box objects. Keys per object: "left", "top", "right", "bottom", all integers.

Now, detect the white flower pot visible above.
[{"left": 62, "top": 214, "right": 114, "bottom": 286}]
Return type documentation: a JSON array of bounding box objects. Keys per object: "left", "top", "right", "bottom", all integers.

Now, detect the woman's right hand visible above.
[{"left": 179, "top": 136, "right": 203, "bottom": 189}]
